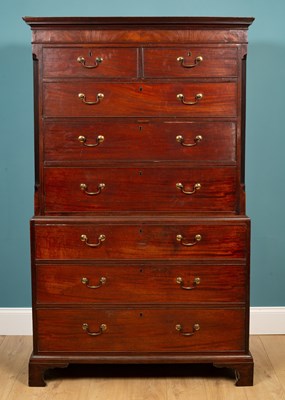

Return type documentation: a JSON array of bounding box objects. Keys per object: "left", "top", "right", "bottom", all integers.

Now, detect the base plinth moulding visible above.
[{"left": 29, "top": 353, "right": 254, "bottom": 387}]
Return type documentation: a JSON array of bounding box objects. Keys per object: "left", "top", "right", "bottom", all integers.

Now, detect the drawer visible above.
[
  {"left": 36, "top": 263, "right": 246, "bottom": 305},
  {"left": 44, "top": 120, "right": 236, "bottom": 163},
  {"left": 143, "top": 47, "right": 237, "bottom": 78},
  {"left": 32, "top": 220, "right": 249, "bottom": 260},
  {"left": 43, "top": 47, "right": 138, "bottom": 78},
  {"left": 44, "top": 166, "right": 237, "bottom": 213},
  {"left": 43, "top": 82, "right": 237, "bottom": 117},
  {"left": 36, "top": 307, "right": 246, "bottom": 353}
]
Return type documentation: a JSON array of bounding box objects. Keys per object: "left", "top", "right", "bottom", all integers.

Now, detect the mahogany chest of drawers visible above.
[{"left": 24, "top": 16, "right": 254, "bottom": 387}]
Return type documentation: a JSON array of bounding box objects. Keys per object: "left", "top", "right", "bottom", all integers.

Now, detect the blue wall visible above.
[{"left": 0, "top": 0, "right": 284, "bottom": 307}]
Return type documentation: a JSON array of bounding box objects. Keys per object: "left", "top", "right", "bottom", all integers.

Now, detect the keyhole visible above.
[
  {"left": 139, "top": 126, "right": 143, "bottom": 132},
  {"left": 139, "top": 171, "right": 143, "bottom": 176},
  {"left": 89, "top": 50, "right": 92, "bottom": 57},
  {"left": 187, "top": 51, "right": 192, "bottom": 57},
  {"left": 139, "top": 86, "right": 143, "bottom": 92},
  {"left": 139, "top": 313, "right": 143, "bottom": 317},
  {"left": 139, "top": 229, "right": 143, "bottom": 234}
]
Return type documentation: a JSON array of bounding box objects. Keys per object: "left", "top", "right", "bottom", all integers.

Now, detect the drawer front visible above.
[
  {"left": 36, "top": 308, "right": 245, "bottom": 353},
  {"left": 36, "top": 263, "right": 246, "bottom": 305},
  {"left": 143, "top": 47, "right": 237, "bottom": 78},
  {"left": 43, "top": 82, "right": 237, "bottom": 117},
  {"left": 33, "top": 222, "right": 248, "bottom": 260},
  {"left": 44, "top": 121, "right": 236, "bottom": 163},
  {"left": 44, "top": 166, "right": 237, "bottom": 213},
  {"left": 43, "top": 47, "right": 138, "bottom": 78}
]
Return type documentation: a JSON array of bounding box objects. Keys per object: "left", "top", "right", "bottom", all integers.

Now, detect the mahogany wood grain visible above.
[
  {"left": 33, "top": 221, "right": 248, "bottom": 260},
  {"left": 143, "top": 47, "right": 237, "bottom": 78},
  {"left": 43, "top": 166, "right": 237, "bottom": 213},
  {"left": 35, "top": 263, "right": 246, "bottom": 304},
  {"left": 43, "top": 47, "right": 138, "bottom": 78},
  {"left": 35, "top": 307, "right": 246, "bottom": 353},
  {"left": 44, "top": 120, "right": 236, "bottom": 163},
  {"left": 31, "top": 29, "right": 249, "bottom": 46},
  {"left": 43, "top": 46, "right": 238, "bottom": 79},
  {"left": 25, "top": 16, "right": 254, "bottom": 387},
  {"left": 43, "top": 82, "right": 237, "bottom": 118}
]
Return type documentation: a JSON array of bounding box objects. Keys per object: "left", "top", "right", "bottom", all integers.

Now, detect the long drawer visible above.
[
  {"left": 36, "top": 307, "right": 246, "bottom": 353},
  {"left": 44, "top": 120, "right": 236, "bottom": 163},
  {"left": 43, "top": 166, "right": 237, "bottom": 213},
  {"left": 32, "top": 220, "right": 249, "bottom": 260},
  {"left": 43, "top": 82, "right": 237, "bottom": 117},
  {"left": 36, "top": 263, "right": 246, "bottom": 304}
]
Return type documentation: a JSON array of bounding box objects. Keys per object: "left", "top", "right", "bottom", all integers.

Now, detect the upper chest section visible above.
[{"left": 26, "top": 17, "right": 253, "bottom": 70}]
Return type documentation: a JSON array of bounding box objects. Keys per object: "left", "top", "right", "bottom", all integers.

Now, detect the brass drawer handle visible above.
[
  {"left": 78, "top": 92, "right": 104, "bottom": 105},
  {"left": 82, "top": 323, "right": 107, "bottom": 336},
  {"left": 176, "top": 277, "right": 201, "bottom": 290},
  {"left": 176, "top": 234, "right": 202, "bottom": 246},
  {"left": 176, "top": 182, "right": 201, "bottom": 195},
  {"left": 80, "top": 182, "right": 105, "bottom": 195},
  {"left": 78, "top": 135, "right": 104, "bottom": 147},
  {"left": 81, "top": 234, "right": 106, "bottom": 247},
  {"left": 177, "top": 55, "right": 203, "bottom": 68},
  {"left": 77, "top": 56, "right": 103, "bottom": 69},
  {"left": 81, "top": 276, "right": 107, "bottom": 289},
  {"left": 176, "top": 134, "right": 202, "bottom": 147},
  {"left": 176, "top": 323, "right": 200, "bottom": 336},
  {"left": 177, "top": 93, "right": 203, "bottom": 105}
]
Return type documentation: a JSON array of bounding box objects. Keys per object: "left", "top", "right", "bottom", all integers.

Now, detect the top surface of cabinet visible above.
[{"left": 23, "top": 16, "right": 254, "bottom": 26}]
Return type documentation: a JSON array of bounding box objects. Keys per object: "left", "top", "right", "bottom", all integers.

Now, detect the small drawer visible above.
[
  {"left": 43, "top": 82, "right": 237, "bottom": 118},
  {"left": 43, "top": 166, "right": 237, "bottom": 213},
  {"left": 32, "top": 219, "right": 249, "bottom": 261},
  {"left": 36, "top": 307, "right": 246, "bottom": 353},
  {"left": 43, "top": 47, "right": 138, "bottom": 78},
  {"left": 44, "top": 120, "right": 236, "bottom": 163},
  {"left": 36, "top": 263, "right": 246, "bottom": 305},
  {"left": 143, "top": 47, "right": 237, "bottom": 78}
]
